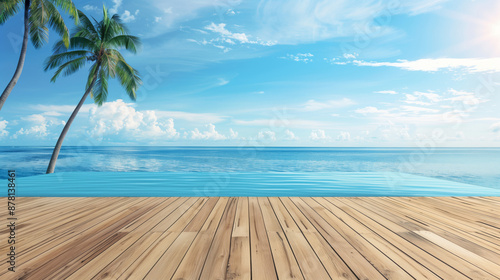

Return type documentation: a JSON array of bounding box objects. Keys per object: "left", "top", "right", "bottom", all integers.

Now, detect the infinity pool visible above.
[{"left": 15, "top": 172, "right": 500, "bottom": 197}]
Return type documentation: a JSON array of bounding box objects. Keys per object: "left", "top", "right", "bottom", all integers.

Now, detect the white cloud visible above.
[
  {"left": 121, "top": 10, "right": 136, "bottom": 23},
  {"left": 257, "top": 130, "right": 276, "bottom": 141},
  {"left": 447, "top": 89, "right": 486, "bottom": 106},
  {"left": 229, "top": 128, "right": 239, "bottom": 139},
  {"left": 218, "top": 78, "right": 229, "bottom": 86},
  {"left": 255, "top": 0, "right": 449, "bottom": 44},
  {"left": 282, "top": 53, "right": 313, "bottom": 63},
  {"left": 372, "top": 122, "right": 412, "bottom": 141},
  {"left": 156, "top": 111, "right": 225, "bottom": 124},
  {"left": 155, "top": 17, "right": 162, "bottom": 23},
  {"left": 374, "top": 90, "right": 397, "bottom": 94},
  {"left": 190, "top": 123, "right": 226, "bottom": 140},
  {"left": 205, "top": 23, "right": 249, "bottom": 43},
  {"left": 83, "top": 5, "right": 99, "bottom": 12},
  {"left": 301, "top": 98, "right": 355, "bottom": 111},
  {"left": 354, "top": 58, "right": 500, "bottom": 73},
  {"left": 0, "top": 120, "right": 8, "bottom": 138},
  {"left": 310, "top": 129, "right": 330, "bottom": 141},
  {"left": 89, "top": 99, "right": 179, "bottom": 140},
  {"left": 355, "top": 106, "right": 390, "bottom": 115},
  {"left": 403, "top": 91, "right": 441, "bottom": 106},
  {"left": 401, "top": 106, "right": 439, "bottom": 113},
  {"left": 202, "top": 22, "right": 276, "bottom": 50},
  {"left": 343, "top": 53, "right": 358, "bottom": 59},
  {"left": 337, "top": 131, "right": 351, "bottom": 141},
  {"left": 31, "top": 104, "right": 94, "bottom": 114},
  {"left": 13, "top": 114, "right": 63, "bottom": 139},
  {"left": 284, "top": 129, "right": 298, "bottom": 140},
  {"left": 109, "top": 0, "right": 122, "bottom": 14}
]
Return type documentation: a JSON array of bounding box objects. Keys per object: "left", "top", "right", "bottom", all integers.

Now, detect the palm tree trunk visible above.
[
  {"left": 46, "top": 76, "right": 98, "bottom": 174},
  {"left": 0, "top": 0, "right": 30, "bottom": 111}
]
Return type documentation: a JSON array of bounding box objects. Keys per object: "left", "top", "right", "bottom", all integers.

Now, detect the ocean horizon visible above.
[{"left": 3, "top": 146, "right": 499, "bottom": 190}]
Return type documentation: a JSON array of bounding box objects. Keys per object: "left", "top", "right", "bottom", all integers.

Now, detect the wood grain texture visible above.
[{"left": 1, "top": 196, "right": 498, "bottom": 280}]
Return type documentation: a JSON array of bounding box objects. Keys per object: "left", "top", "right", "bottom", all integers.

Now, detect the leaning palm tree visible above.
[
  {"left": 44, "top": 7, "right": 141, "bottom": 174},
  {"left": 0, "top": 0, "right": 78, "bottom": 111}
]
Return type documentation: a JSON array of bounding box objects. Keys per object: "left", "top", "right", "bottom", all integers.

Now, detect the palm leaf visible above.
[
  {"left": 93, "top": 67, "right": 109, "bottom": 106},
  {"left": 44, "top": 0, "right": 69, "bottom": 47},
  {"left": 44, "top": 50, "right": 91, "bottom": 70},
  {"left": 0, "top": 0, "right": 21, "bottom": 24},
  {"left": 106, "top": 35, "right": 141, "bottom": 53},
  {"left": 49, "top": 56, "right": 87, "bottom": 82}
]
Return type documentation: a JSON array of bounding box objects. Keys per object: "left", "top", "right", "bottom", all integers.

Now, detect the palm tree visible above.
[
  {"left": 44, "top": 7, "right": 141, "bottom": 174},
  {"left": 0, "top": 0, "right": 78, "bottom": 111}
]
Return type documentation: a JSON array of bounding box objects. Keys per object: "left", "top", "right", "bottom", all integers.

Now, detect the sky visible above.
[{"left": 1, "top": 0, "right": 500, "bottom": 147}]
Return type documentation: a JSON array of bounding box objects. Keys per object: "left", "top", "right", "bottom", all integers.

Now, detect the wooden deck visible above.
[{"left": 1, "top": 197, "right": 499, "bottom": 279}]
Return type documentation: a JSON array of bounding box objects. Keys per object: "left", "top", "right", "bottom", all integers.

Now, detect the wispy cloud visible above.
[
  {"left": 234, "top": 119, "right": 333, "bottom": 129},
  {"left": 300, "top": 98, "right": 355, "bottom": 112},
  {"left": 155, "top": 111, "right": 226, "bottom": 124},
  {"left": 353, "top": 58, "right": 500, "bottom": 73},
  {"left": 255, "top": 0, "right": 449, "bottom": 44},
  {"left": 196, "top": 22, "right": 276, "bottom": 52},
  {"left": 374, "top": 90, "right": 397, "bottom": 95},
  {"left": 109, "top": 0, "right": 122, "bottom": 14},
  {"left": 83, "top": 5, "right": 99, "bottom": 12},
  {"left": 282, "top": 53, "right": 313, "bottom": 63}
]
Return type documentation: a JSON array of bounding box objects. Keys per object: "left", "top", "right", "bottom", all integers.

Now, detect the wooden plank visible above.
[
  {"left": 67, "top": 198, "right": 206, "bottom": 280},
  {"left": 264, "top": 198, "right": 331, "bottom": 280},
  {"left": 304, "top": 197, "right": 412, "bottom": 279},
  {"left": 226, "top": 197, "right": 251, "bottom": 280},
  {"left": 1, "top": 196, "right": 498, "bottom": 280},
  {"left": 313, "top": 197, "right": 439, "bottom": 280},
  {"left": 171, "top": 197, "right": 230, "bottom": 280},
  {"left": 259, "top": 198, "right": 304, "bottom": 280},
  {"left": 329, "top": 197, "right": 470, "bottom": 279},
  {"left": 199, "top": 197, "right": 238, "bottom": 279},
  {"left": 290, "top": 197, "right": 385, "bottom": 280},
  {"left": 248, "top": 197, "right": 278, "bottom": 280},
  {"left": 278, "top": 198, "right": 357, "bottom": 280}
]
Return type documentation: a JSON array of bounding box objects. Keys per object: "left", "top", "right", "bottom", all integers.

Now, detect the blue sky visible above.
[{"left": 1, "top": 0, "right": 500, "bottom": 146}]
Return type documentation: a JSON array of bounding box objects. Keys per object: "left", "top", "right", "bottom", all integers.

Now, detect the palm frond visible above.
[
  {"left": 106, "top": 35, "right": 141, "bottom": 53},
  {"left": 74, "top": 10, "right": 98, "bottom": 39},
  {"left": 49, "top": 0, "right": 78, "bottom": 23},
  {"left": 44, "top": 8, "right": 142, "bottom": 105},
  {"left": 29, "top": 0, "right": 50, "bottom": 48},
  {"left": 49, "top": 56, "right": 87, "bottom": 82},
  {"left": 0, "top": 0, "right": 21, "bottom": 24},
  {"left": 93, "top": 67, "right": 109, "bottom": 106},
  {"left": 86, "top": 62, "right": 99, "bottom": 97},
  {"left": 44, "top": 0, "right": 69, "bottom": 47},
  {"left": 44, "top": 50, "right": 91, "bottom": 70},
  {"left": 52, "top": 36, "right": 97, "bottom": 54},
  {"left": 116, "top": 59, "right": 141, "bottom": 101}
]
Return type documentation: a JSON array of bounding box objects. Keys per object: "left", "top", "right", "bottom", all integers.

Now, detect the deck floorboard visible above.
[{"left": 1, "top": 197, "right": 499, "bottom": 280}]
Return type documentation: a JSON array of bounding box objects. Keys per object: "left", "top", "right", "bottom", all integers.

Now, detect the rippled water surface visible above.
[{"left": 1, "top": 146, "right": 499, "bottom": 190}]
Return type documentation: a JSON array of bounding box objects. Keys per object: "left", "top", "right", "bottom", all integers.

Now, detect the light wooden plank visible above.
[{"left": 249, "top": 197, "right": 278, "bottom": 280}]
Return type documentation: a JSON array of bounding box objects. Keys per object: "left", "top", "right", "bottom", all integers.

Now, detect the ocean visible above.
[{"left": 1, "top": 146, "right": 499, "bottom": 189}]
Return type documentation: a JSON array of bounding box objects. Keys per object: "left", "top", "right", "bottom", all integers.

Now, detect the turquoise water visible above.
[
  {"left": 2, "top": 146, "right": 500, "bottom": 189},
  {"left": 3, "top": 147, "right": 500, "bottom": 196},
  {"left": 17, "top": 172, "right": 500, "bottom": 197}
]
